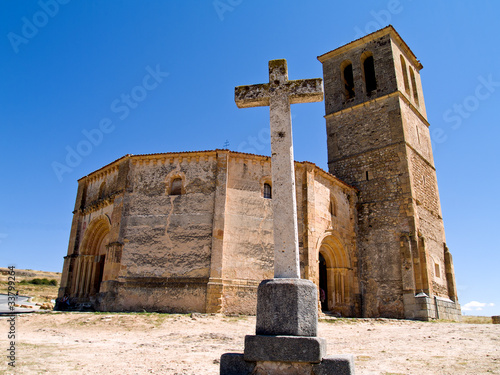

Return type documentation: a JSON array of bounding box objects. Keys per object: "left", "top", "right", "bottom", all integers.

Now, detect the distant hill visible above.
[
  {"left": 0, "top": 268, "right": 61, "bottom": 303},
  {"left": 0, "top": 268, "right": 61, "bottom": 282}
]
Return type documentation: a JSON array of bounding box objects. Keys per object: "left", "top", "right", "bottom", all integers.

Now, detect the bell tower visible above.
[{"left": 318, "top": 26, "right": 461, "bottom": 320}]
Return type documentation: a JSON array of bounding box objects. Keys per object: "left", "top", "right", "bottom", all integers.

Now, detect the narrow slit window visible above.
[
  {"left": 170, "top": 178, "right": 183, "bottom": 195},
  {"left": 263, "top": 183, "right": 272, "bottom": 199},
  {"left": 80, "top": 186, "right": 87, "bottom": 209},
  {"left": 434, "top": 263, "right": 440, "bottom": 278},
  {"left": 366, "top": 171, "right": 370, "bottom": 181},
  {"left": 330, "top": 196, "right": 337, "bottom": 217},
  {"left": 400, "top": 55, "right": 410, "bottom": 95},
  {"left": 363, "top": 55, "right": 377, "bottom": 94},
  {"left": 342, "top": 63, "right": 355, "bottom": 100},
  {"left": 410, "top": 68, "right": 419, "bottom": 105},
  {"left": 99, "top": 182, "right": 106, "bottom": 199}
]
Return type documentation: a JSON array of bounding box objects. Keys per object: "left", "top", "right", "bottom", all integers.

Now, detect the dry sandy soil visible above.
[{"left": 0, "top": 312, "right": 498, "bottom": 375}]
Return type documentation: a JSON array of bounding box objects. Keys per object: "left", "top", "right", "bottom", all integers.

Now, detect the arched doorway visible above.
[
  {"left": 319, "top": 253, "right": 328, "bottom": 312},
  {"left": 318, "top": 235, "right": 353, "bottom": 316},
  {"left": 70, "top": 216, "right": 110, "bottom": 300}
]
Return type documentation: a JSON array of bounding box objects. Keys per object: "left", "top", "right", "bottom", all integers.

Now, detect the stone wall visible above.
[
  {"left": 220, "top": 154, "right": 274, "bottom": 314},
  {"left": 99, "top": 277, "right": 208, "bottom": 313},
  {"left": 296, "top": 163, "right": 359, "bottom": 316},
  {"left": 319, "top": 26, "right": 460, "bottom": 319},
  {"left": 219, "top": 155, "right": 357, "bottom": 315},
  {"left": 58, "top": 159, "right": 127, "bottom": 302},
  {"left": 404, "top": 294, "right": 461, "bottom": 321},
  {"left": 59, "top": 150, "right": 358, "bottom": 315},
  {"left": 223, "top": 155, "right": 274, "bottom": 281},
  {"left": 107, "top": 153, "right": 218, "bottom": 312},
  {"left": 325, "top": 97, "right": 411, "bottom": 318}
]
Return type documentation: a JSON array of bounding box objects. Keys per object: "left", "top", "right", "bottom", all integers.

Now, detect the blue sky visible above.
[{"left": 0, "top": 1, "right": 498, "bottom": 316}]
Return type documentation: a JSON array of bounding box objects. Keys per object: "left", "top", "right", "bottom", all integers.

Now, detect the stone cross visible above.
[{"left": 235, "top": 59, "right": 323, "bottom": 279}]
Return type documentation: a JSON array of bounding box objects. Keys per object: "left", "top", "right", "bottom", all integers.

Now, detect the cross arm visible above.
[
  {"left": 287, "top": 78, "right": 324, "bottom": 105},
  {"left": 235, "top": 83, "right": 271, "bottom": 108}
]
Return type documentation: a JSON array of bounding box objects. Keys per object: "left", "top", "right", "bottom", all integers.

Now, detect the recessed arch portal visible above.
[
  {"left": 318, "top": 234, "right": 354, "bottom": 316},
  {"left": 70, "top": 215, "right": 111, "bottom": 299}
]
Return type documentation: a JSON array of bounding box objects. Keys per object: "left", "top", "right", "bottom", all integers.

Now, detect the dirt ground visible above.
[{"left": 0, "top": 312, "right": 498, "bottom": 375}]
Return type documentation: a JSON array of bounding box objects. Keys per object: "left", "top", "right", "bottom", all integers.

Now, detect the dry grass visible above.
[
  {"left": 460, "top": 315, "right": 493, "bottom": 324},
  {"left": 0, "top": 268, "right": 61, "bottom": 303}
]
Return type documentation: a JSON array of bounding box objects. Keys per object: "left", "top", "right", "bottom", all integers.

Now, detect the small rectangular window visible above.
[{"left": 330, "top": 196, "right": 337, "bottom": 217}]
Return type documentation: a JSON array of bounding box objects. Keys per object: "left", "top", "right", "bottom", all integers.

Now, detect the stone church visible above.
[{"left": 57, "top": 26, "right": 461, "bottom": 320}]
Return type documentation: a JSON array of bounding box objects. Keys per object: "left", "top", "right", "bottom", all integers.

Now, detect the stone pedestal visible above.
[
  {"left": 221, "top": 353, "right": 355, "bottom": 375},
  {"left": 245, "top": 335, "right": 326, "bottom": 363},
  {"left": 220, "top": 279, "right": 355, "bottom": 374},
  {"left": 256, "top": 279, "right": 318, "bottom": 336}
]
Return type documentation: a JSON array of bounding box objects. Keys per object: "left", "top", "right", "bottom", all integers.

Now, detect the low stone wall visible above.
[
  {"left": 432, "top": 296, "right": 462, "bottom": 321},
  {"left": 404, "top": 293, "right": 461, "bottom": 321}
]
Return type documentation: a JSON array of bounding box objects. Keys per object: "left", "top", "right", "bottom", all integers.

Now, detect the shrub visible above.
[{"left": 18, "top": 278, "right": 58, "bottom": 286}]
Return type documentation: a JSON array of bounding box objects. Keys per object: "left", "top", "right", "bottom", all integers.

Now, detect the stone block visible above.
[
  {"left": 256, "top": 278, "right": 318, "bottom": 336},
  {"left": 220, "top": 353, "right": 255, "bottom": 375},
  {"left": 244, "top": 335, "right": 326, "bottom": 363},
  {"left": 312, "top": 355, "right": 355, "bottom": 375},
  {"left": 253, "top": 361, "right": 313, "bottom": 375}
]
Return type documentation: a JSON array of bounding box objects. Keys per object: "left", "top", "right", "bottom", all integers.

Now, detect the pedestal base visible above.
[
  {"left": 220, "top": 353, "right": 355, "bottom": 375},
  {"left": 220, "top": 279, "right": 356, "bottom": 374},
  {"left": 244, "top": 335, "right": 326, "bottom": 363}
]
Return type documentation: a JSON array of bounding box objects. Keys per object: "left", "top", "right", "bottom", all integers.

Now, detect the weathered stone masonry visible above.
[
  {"left": 317, "top": 25, "right": 460, "bottom": 319},
  {"left": 58, "top": 150, "right": 358, "bottom": 316},
  {"left": 58, "top": 26, "right": 460, "bottom": 320}
]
